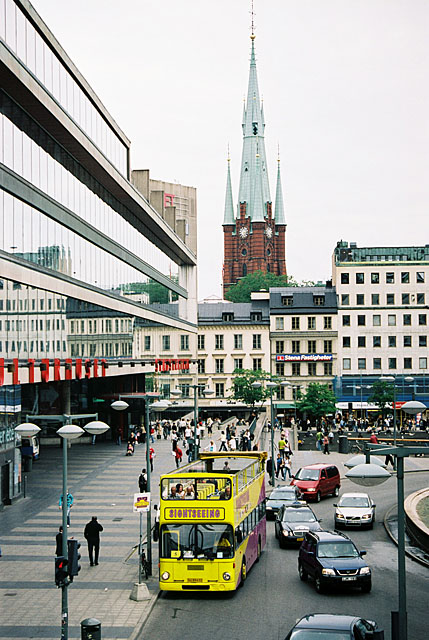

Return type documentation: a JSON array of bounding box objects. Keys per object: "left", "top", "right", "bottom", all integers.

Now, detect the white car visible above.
[{"left": 334, "top": 492, "right": 376, "bottom": 529}]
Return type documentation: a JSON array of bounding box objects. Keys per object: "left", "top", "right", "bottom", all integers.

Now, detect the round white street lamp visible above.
[
  {"left": 149, "top": 400, "right": 168, "bottom": 411},
  {"left": 84, "top": 420, "right": 110, "bottom": 436},
  {"left": 14, "top": 423, "right": 41, "bottom": 438},
  {"left": 344, "top": 454, "right": 386, "bottom": 469},
  {"left": 345, "top": 462, "right": 391, "bottom": 487},
  {"left": 251, "top": 381, "right": 262, "bottom": 389},
  {"left": 401, "top": 401, "right": 426, "bottom": 415},
  {"left": 170, "top": 389, "right": 182, "bottom": 398},
  {"left": 202, "top": 388, "right": 215, "bottom": 396},
  {"left": 111, "top": 400, "right": 129, "bottom": 411},
  {"left": 266, "top": 381, "right": 278, "bottom": 389},
  {"left": 57, "top": 424, "right": 85, "bottom": 440}
]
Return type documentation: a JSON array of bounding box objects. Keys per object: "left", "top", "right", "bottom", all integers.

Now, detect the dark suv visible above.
[{"left": 298, "top": 530, "right": 371, "bottom": 593}]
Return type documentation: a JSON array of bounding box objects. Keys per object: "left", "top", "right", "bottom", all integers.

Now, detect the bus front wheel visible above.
[{"left": 240, "top": 558, "right": 247, "bottom": 586}]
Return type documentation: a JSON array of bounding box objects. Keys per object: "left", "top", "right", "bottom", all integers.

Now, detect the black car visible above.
[
  {"left": 275, "top": 504, "right": 322, "bottom": 547},
  {"left": 284, "top": 614, "right": 384, "bottom": 639},
  {"left": 298, "top": 530, "right": 371, "bottom": 593},
  {"left": 266, "top": 486, "right": 302, "bottom": 520}
]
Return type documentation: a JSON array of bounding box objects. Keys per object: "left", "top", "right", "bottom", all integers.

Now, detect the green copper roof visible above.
[
  {"left": 237, "top": 38, "right": 271, "bottom": 219},
  {"left": 223, "top": 157, "right": 235, "bottom": 225},
  {"left": 274, "top": 158, "right": 286, "bottom": 225}
]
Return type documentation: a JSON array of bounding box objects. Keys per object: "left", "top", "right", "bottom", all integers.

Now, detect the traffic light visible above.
[
  {"left": 67, "top": 539, "right": 81, "bottom": 581},
  {"left": 55, "top": 556, "right": 68, "bottom": 587}
]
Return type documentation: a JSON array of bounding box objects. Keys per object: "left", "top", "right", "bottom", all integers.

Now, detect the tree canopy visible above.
[
  {"left": 229, "top": 368, "right": 272, "bottom": 409},
  {"left": 224, "top": 270, "right": 318, "bottom": 302},
  {"left": 296, "top": 383, "right": 337, "bottom": 420},
  {"left": 367, "top": 380, "right": 394, "bottom": 415}
]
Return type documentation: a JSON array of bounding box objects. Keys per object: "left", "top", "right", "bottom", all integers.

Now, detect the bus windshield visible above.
[
  {"left": 160, "top": 523, "right": 234, "bottom": 559},
  {"left": 161, "top": 477, "right": 232, "bottom": 500}
]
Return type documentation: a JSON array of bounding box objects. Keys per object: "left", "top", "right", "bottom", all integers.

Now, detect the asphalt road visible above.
[{"left": 139, "top": 471, "right": 429, "bottom": 640}]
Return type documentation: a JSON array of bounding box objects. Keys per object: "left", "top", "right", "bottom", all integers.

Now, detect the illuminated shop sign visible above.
[
  {"left": 155, "top": 359, "right": 190, "bottom": 372},
  {"left": 276, "top": 354, "right": 333, "bottom": 362}
]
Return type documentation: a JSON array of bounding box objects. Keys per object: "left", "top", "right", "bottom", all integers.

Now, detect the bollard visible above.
[{"left": 81, "top": 617, "right": 101, "bottom": 640}]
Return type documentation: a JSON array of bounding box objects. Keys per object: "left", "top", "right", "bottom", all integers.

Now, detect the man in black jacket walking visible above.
[{"left": 84, "top": 516, "right": 103, "bottom": 566}]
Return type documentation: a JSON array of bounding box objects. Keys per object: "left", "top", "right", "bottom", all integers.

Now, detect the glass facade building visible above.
[{"left": 0, "top": 0, "right": 197, "bottom": 506}]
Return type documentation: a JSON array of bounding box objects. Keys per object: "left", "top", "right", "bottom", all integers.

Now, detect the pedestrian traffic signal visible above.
[
  {"left": 55, "top": 556, "right": 68, "bottom": 587},
  {"left": 67, "top": 539, "right": 81, "bottom": 581}
]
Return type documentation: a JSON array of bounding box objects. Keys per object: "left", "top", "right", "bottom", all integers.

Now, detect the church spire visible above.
[
  {"left": 238, "top": 31, "right": 271, "bottom": 217},
  {"left": 223, "top": 149, "right": 235, "bottom": 225},
  {"left": 274, "top": 152, "right": 286, "bottom": 225}
]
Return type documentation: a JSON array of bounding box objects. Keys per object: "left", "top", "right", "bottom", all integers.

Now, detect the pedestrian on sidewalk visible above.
[
  {"left": 218, "top": 431, "right": 228, "bottom": 451},
  {"left": 138, "top": 468, "right": 147, "bottom": 493},
  {"left": 149, "top": 446, "right": 155, "bottom": 472},
  {"left": 323, "top": 434, "right": 330, "bottom": 455},
  {"left": 84, "top": 516, "right": 103, "bottom": 566},
  {"left": 174, "top": 446, "right": 183, "bottom": 468},
  {"left": 59, "top": 491, "right": 73, "bottom": 527},
  {"left": 284, "top": 457, "right": 293, "bottom": 479},
  {"left": 266, "top": 457, "right": 273, "bottom": 485},
  {"left": 55, "top": 526, "right": 63, "bottom": 556}
]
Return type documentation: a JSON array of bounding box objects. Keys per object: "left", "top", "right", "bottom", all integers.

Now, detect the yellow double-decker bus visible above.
[{"left": 158, "top": 451, "right": 267, "bottom": 592}]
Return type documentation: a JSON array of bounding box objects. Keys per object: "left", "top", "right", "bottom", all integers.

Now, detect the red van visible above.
[{"left": 290, "top": 463, "right": 340, "bottom": 502}]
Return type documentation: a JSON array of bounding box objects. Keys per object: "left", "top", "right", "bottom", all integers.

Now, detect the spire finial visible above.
[
  {"left": 227, "top": 143, "right": 231, "bottom": 163},
  {"left": 277, "top": 143, "right": 280, "bottom": 162},
  {"left": 250, "top": 0, "right": 256, "bottom": 40}
]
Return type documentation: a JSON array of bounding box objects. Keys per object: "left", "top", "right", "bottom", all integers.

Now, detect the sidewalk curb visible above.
[
  {"left": 383, "top": 504, "right": 429, "bottom": 569},
  {"left": 129, "top": 588, "right": 161, "bottom": 640}
]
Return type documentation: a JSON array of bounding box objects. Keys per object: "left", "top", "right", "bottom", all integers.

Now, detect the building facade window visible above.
[
  {"left": 282, "top": 296, "right": 293, "bottom": 306},
  {"left": 180, "top": 334, "right": 189, "bottom": 351},
  {"left": 388, "top": 358, "right": 397, "bottom": 369},
  {"left": 341, "top": 273, "right": 349, "bottom": 284},
  {"left": 371, "top": 294, "right": 380, "bottom": 305},
  {"left": 324, "top": 317, "right": 332, "bottom": 329},
  {"left": 403, "top": 314, "right": 411, "bottom": 326},
  {"left": 323, "top": 340, "right": 332, "bottom": 353},
  {"left": 144, "top": 335, "right": 151, "bottom": 350},
  {"left": 373, "top": 358, "right": 381, "bottom": 369},
  {"left": 308, "top": 317, "right": 316, "bottom": 330},
  {"left": 324, "top": 362, "right": 333, "bottom": 376},
  {"left": 404, "top": 358, "right": 412, "bottom": 369},
  {"left": 215, "top": 358, "right": 224, "bottom": 374},
  {"left": 388, "top": 336, "right": 397, "bottom": 347},
  {"left": 215, "top": 334, "right": 224, "bottom": 350},
  {"left": 162, "top": 335, "right": 170, "bottom": 351},
  {"left": 388, "top": 315, "right": 396, "bottom": 326},
  {"left": 419, "top": 314, "right": 427, "bottom": 325},
  {"left": 416, "top": 272, "right": 425, "bottom": 283},
  {"left": 341, "top": 294, "right": 350, "bottom": 305},
  {"left": 314, "top": 296, "right": 325, "bottom": 306},
  {"left": 402, "top": 294, "right": 410, "bottom": 305},
  {"left": 386, "top": 294, "right": 395, "bottom": 305},
  {"left": 356, "top": 294, "right": 365, "bottom": 305},
  {"left": 292, "top": 363, "right": 301, "bottom": 376},
  {"left": 276, "top": 362, "right": 285, "bottom": 376},
  {"left": 373, "top": 336, "right": 381, "bottom": 348},
  {"left": 371, "top": 273, "right": 379, "bottom": 284},
  {"left": 343, "top": 358, "right": 351, "bottom": 370},
  {"left": 343, "top": 315, "right": 351, "bottom": 326},
  {"left": 417, "top": 293, "right": 425, "bottom": 304},
  {"left": 356, "top": 273, "right": 364, "bottom": 284},
  {"left": 276, "top": 340, "right": 284, "bottom": 354},
  {"left": 252, "top": 334, "right": 262, "bottom": 350},
  {"left": 292, "top": 340, "right": 300, "bottom": 354},
  {"left": 358, "top": 358, "right": 366, "bottom": 370},
  {"left": 401, "top": 272, "right": 409, "bottom": 283},
  {"left": 198, "top": 334, "right": 205, "bottom": 350},
  {"left": 373, "top": 315, "right": 381, "bottom": 326},
  {"left": 215, "top": 383, "right": 224, "bottom": 398},
  {"left": 234, "top": 358, "right": 243, "bottom": 370},
  {"left": 386, "top": 272, "right": 395, "bottom": 284},
  {"left": 253, "top": 358, "right": 262, "bottom": 371},
  {"left": 419, "top": 357, "right": 427, "bottom": 369},
  {"left": 357, "top": 315, "right": 366, "bottom": 326},
  {"left": 292, "top": 317, "right": 300, "bottom": 330},
  {"left": 358, "top": 336, "right": 366, "bottom": 347},
  {"left": 419, "top": 336, "right": 427, "bottom": 347},
  {"left": 275, "top": 317, "right": 284, "bottom": 330},
  {"left": 308, "top": 362, "right": 317, "bottom": 376},
  {"left": 234, "top": 334, "right": 243, "bottom": 350},
  {"left": 307, "top": 340, "right": 316, "bottom": 353},
  {"left": 343, "top": 336, "right": 351, "bottom": 348},
  {"left": 198, "top": 359, "right": 205, "bottom": 374},
  {"left": 404, "top": 336, "right": 412, "bottom": 347}
]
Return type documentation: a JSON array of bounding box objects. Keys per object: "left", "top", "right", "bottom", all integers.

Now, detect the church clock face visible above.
[
  {"left": 265, "top": 226, "right": 273, "bottom": 239},
  {"left": 239, "top": 226, "right": 248, "bottom": 239}
]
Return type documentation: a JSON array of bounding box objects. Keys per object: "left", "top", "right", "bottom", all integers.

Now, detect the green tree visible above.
[
  {"left": 296, "top": 383, "right": 337, "bottom": 420},
  {"left": 122, "top": 277, "right": 179, "bottom": 304},
  {"left": 225, "top": 271, "right": 318, "bottom": 302},
  {"left": 367, "top": 380, "right": 394, "bottom": 418},
  {"left": 229, "top": 369, "right": 272, "bottom": 410}
]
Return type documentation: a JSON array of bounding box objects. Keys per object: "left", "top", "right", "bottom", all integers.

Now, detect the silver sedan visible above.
[{"left": 334, "top": 492, "right": 376, "bottom": 529}]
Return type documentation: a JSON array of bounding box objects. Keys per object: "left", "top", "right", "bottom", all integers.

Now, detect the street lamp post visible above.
[
  {"left": 251, "top": 379, "right": 290, "bottom": 488},
  {"left": 345, "top": 399, "right": 426, "bottom": 640}
]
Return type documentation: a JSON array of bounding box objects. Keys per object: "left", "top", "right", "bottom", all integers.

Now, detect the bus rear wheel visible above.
[{"left": 240, "top": 558, "right": 247, "bottom": 586}]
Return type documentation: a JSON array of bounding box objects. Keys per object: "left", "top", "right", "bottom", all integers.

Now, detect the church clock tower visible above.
[{"left": 222, "top": 30, "right": 287, "bottom": 297}]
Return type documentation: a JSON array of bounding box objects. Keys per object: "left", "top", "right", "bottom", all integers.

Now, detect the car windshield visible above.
[
  {"left": 317, "top": 542, "right": 359, "bottom": 558},
  {"left": 339, "top": 497, "right": 370, "bottom": 508},
  {"left": 269, "top": 489, "right": 295, "bottom": 500},
  {"left": 160, "top": 523, "right": 234, "bottom": 559},
  {"left": 295, "top": 469, "right": 319, "bottom": 481},
  {"left": 283, "top": 509, "right": 316, "bottom": 523},
  {"left": 290, "top": 631, "right": 350, "bottom": 639}
]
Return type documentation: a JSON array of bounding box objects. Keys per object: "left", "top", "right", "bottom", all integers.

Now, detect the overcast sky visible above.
[{"left": 33, "top": 0, "right": 429, "bottom": 300}]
